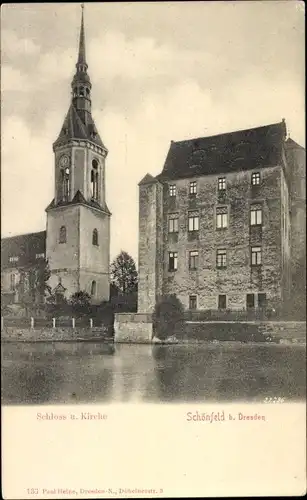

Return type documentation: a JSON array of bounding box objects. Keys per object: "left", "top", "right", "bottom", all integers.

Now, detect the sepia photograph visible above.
[{"left": 1, "top": 1, "right": 306, "bottom": 498}]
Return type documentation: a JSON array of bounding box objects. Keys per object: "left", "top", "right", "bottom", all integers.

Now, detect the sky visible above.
[{"left": 1, "top": 1, "right": 305, "bottom": 263}]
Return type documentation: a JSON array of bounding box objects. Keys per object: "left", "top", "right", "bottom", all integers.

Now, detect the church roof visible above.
[
  {"left": 53, "top": 104, "right": 106, "bottom": 150},
  {"left": 156, "top": 120, "right": 288, "bottom": 181},
  {"left": 1, "top": 231, "right": 46, "bottom": 270},
  {"left": 46, "top": 190, "right": 111, "bottom": 215}
]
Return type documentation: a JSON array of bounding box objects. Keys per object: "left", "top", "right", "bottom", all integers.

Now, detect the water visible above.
[{"left": 1, "top": 341, "right": 306, "bottom": 405}]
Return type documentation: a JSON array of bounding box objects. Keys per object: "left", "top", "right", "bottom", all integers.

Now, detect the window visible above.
[
  {"left": 216, "top": 206, "right": 228, "bottom": 229},
  {"left": 246, "top": 293, "right": 255, "bottom": 308},
  {"left": 250, "top": 205, "right": 262, "bottom": 226},
  {"left": 91, "top": 280, "right": 96, "bottom": 296},
  {"left": 169, "top": 184, "right": 176, "bottom": 197},
  {"left": 92, "top": 229, "right": 98, "bottom": 246},
  {"left": 258, "top": 293, "right": 267, "bottom": 308},
  {"left": 218, "top": 177, "right": 226, "bottom": 191},
  {"left": 10, "top": 273, "right": 16, "bottom": 291},
  {"left": 91, "top": 159, "right": 99, "bottom": 200},
  {"left": 189, "top": 295, "right": 197, "bottom": 310},
  {"left": 59, "top": 226, "right": 66, "bottom": 244},
  {"left": 218, "top": 294, "right": 227, "bottom": 309},
  {"left": 189, "top": 181, "right": 197, "bottom": 195},
  {"left": 188, "top": 212, "right": 199, "bottom": 231},
  {"left": 61, "top": 167, "right": 70, "bottom": 201},
  {"left": 251, "top": 172, "right": 261, "bottom": 185},
  {"left": 168, "top": 215, "right": 179, "bottom": 233},
  {"left": 189, "top": 251, "right": 199, "bottom": 270},
  {"left": 251, "top": 246, "right": 262, "bottom": 266},
  {"left": 9, "top": 256, "right": 19, "bottom": 263},
  {"left": 168, "top": 252, "right": 178, "bottom": 271},
  {"left": 216, "top": 249, "right": 227, "bottom": 268},
  {"left": 35, "top": 253, "right": 45, "bottom": 259}
]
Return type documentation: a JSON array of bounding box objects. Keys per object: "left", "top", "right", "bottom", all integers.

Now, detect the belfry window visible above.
[
  {"left": 91, "top": 159, "right": 99, "bottom": 200},
  {"left": 61, "top": 167, "right": 70, "bottom": 201},
  {"left": 92, "top": 229, "right": 98, "bottom": 246},
  {"left": 59, "top": 226, "right": 67, "bottom": 244}
]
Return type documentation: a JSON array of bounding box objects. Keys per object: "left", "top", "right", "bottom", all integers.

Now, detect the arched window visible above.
[
  {"left": 91, "top": 159, "right": 99, "bottom": 201},
  {"left": 61, "top": 167, "right": 70, "bottom": 201},
  {"left": 59, "top": 226, "right": 66, "bottom": 244},
  {"left": 92, "top": 229, "right": 98, "bottom": 246},
  {"left": 86, "top": 88, "right": 90, "bottom": 96},
  {"left": 91, "top": 280, "right": 96, "bottom": 296},
  {"left": 79, "top": 87, "right": 85, "bottom": 97}
]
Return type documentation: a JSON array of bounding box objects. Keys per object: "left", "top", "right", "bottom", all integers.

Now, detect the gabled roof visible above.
[
  {"left": 139, "top": 173, "right": 159, "bottom": 186},
  {"left": 156, "top": 121, "right": 288, "bottom": 181},
  {"left": 46, "top": 191, "right": 111, "bottom": 215},
  {"left": 285, "top": 137, "right": 305, "bottom": 150},
  {"left": 53, "top": 103, "right": 106, "bottom": 150},
  {"left": 1, "top": 231, "right": 46, "bottom": 270}
]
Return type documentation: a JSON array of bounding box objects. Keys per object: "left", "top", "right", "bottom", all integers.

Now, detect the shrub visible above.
[{"left": 153, "top": 294, "right": 185, "bottom": 340}]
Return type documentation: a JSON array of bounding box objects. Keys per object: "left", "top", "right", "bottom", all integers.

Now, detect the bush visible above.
[
  {"left": 153, "top": 294, "right": 185, "bottom": 340},
  {"left": 70, "top": 291, "right": 91, "bottom": 318}
]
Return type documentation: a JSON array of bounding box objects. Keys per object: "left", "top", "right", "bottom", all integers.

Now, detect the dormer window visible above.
[{"left": 9, "top": 256, "right": 19, "bottom": 263}]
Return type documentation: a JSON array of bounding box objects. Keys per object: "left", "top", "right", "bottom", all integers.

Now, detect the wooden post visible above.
[
  {"left": 90, "top": 318, "right": 93, "bottom": 328},
  {"left": 72, "top": 317, "right": 75, "bottom": 329},
  {"left": 1, "top": 317, "right": 3, "bottom": 330},
  {"left": 30, "top": 317, "right": 34, "bottom": 329},
  {"left": 52, "top": 318, "right": 56, "bottom": 328}
]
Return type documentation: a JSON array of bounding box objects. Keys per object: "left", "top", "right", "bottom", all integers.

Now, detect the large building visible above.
[
  {"left": 138, "top": 120, "right": 305, "bottom": 314},
  {"left": 1, "top": 9, "right": 111, "bottom": 306}
]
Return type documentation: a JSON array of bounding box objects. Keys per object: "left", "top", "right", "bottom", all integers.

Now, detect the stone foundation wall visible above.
[
  {"left": 114, "top": 313, "right": 153, "bottom": 343},
  {"left": 185, "top": 321, "right": 306, "bottom": 342}
]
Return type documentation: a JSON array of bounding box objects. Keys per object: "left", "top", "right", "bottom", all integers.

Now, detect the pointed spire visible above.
[
  {"left": 76, "top": 3, "right": 87, "bottom": 68},
  {"left": 77, "top": 3, "right": 87, "bottom": 67}
]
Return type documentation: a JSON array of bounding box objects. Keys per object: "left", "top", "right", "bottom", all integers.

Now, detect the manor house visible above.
[
  {"left": 138, "top": 120, "right": 305, "bottom": 313},
  {"left": 1, "top": 9, "right": 111, "bottom": 306}
]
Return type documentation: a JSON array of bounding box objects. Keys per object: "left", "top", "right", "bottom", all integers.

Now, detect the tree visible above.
[
  {"left": 70, "top": 290, "right": 91, "bottom": 317},
  {"left": 110, "top": 251, "right": 138, "bottom": 294},
  {"left": 153, "top": 294, "right": 185, "bottom": 340},
  {"left": 17, "top": 259, "right": 52, "bottom": 316}
]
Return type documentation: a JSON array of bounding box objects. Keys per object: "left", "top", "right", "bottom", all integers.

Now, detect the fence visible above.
[{"left": 1, "top": 316, "right": 110, "bottom": 329}]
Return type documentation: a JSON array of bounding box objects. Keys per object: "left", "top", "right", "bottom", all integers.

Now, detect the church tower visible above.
[{"left": 46, "top": 5, "right": 111, "bottom": 303}]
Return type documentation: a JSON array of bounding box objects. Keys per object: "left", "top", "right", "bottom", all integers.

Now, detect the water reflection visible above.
[{"left": 1, "top": 342, "right": 306, "bottom": 405}]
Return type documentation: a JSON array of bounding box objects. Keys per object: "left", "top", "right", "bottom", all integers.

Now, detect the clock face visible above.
[{"left": 59, "top": 155, "right": 69, "bottom": 168}]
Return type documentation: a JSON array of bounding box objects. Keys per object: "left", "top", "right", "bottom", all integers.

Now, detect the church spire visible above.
[
  {"left": 77, "top": 3, "right": 87, "bottom": 69},
  {"left": 71, "top": 3, "right": 91, "bottom": 115}
]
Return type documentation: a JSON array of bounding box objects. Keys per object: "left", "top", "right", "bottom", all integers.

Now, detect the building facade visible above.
[
  {"left": 138, "top": 120, "right": 305, "bottom": 314},
  {"left": 1, "top": 9, "right": 111, "bottom": 306}
]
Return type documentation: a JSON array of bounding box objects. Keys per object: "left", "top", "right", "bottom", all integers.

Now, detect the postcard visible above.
[{"left": 1, "top": 2, "right": 306, "bottom": 498}]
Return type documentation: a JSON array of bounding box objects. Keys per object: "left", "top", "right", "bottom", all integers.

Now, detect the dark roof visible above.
[
  {"left": 46, "top": 190, "right": 111, "bottom": 215},
  {"left": 285, "top": 137, "right": 305, "bottom": 150},
  {"left": 53, "top": 103, "right": 106, "bottom": 150},
  {"left": 1, "top": 231, "right": 46, "bottom": 270},
  {"left": 139, "top": 173, "right": 159, "bottom": 186},
  {"left": 156, "top": 121, "right": 288, "bottom": 181}
]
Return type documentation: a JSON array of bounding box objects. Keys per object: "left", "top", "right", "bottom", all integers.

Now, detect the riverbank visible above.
[{"left": 1, "top": 320, "right": 306, "bottom": 344}]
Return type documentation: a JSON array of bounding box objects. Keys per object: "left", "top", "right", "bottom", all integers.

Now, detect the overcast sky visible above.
[{"left": 1, "top": 2, "right": 305, "bottom": 263}]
